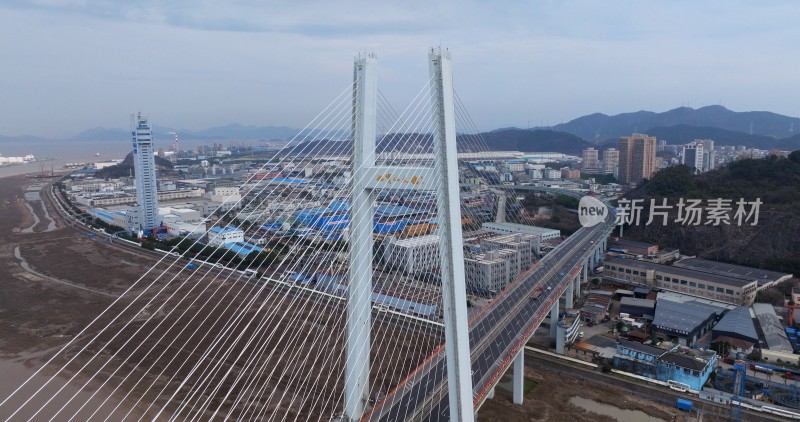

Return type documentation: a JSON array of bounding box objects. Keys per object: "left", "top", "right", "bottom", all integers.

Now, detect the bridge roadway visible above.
[{"left": 365, "top": 206, "right": 615, "bottom": 421}]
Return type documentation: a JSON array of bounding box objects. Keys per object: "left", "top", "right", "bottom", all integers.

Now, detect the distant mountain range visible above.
[
  {"left": 289, "top": 129, "right": 592, "bottom": 156},
  {"left": 3, "top": 105, "right": 800, "bottom": 154},
  {"left": 475, "top": 129, "right": 590, "bottom": 155},
  {"left": 542, "top": 105, "right": 800, "bottom": 141},
  {"left": 62, "top": 124, "right": 302, "bottom": 142}
]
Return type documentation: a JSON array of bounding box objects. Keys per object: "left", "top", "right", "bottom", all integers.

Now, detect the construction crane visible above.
[{"left": 785, "top": 304, "right": 800, "bottom": 328}]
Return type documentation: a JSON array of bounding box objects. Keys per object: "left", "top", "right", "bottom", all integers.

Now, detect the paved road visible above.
[{"left": 365, "top": 202, "right": 616, "bottom": 421}]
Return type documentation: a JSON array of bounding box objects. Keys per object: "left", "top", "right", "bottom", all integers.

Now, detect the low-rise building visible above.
[
  {"left": 752, "top": 303, "right": 794, "bottom": 353},
  {"left": 166, "top": 221, "right": 207, "bottom": 239},
  {"left": 482, "top": 221, "right": 560, "bottom": 242},
  {"left": 619, "top": 297, "right": 656, "bottom": 318},
  {"left": 711, "top": 306, "right": 760, "bottom": 350},
  {"left": 481, "top": 233, "right": 538, "bottom": 269},
  {"left": 673, "top": 258, "right": 793, "bottom": 291},
  {"left": 383, "top": 234, "right": 440, "bottom": 275},
  {"left": 222, "top": 241, "right": 263, "bottom": 257},
  {"left": 207, "top": 226, "right": 245, "bottom": 247},
  {"left": 608, "top": 239, "right": 659, "bottom": 257},
  {"left": 464, "top": 249, "right": 520, "bottom": 292},
  {"left": 604, "top": 257, "right": 758, "bottom": 305},
  {"left": 613, "top": 339, "right": 717, "bottom": 391},
  {"left": 205, "top": 186, "right": 241, "bottom": 211},
  {"left": 651, "top": 299, "right": 724, "bottom": 347},
  {"left": 579, "top": 290, "right": 613, "bottom": 323}
]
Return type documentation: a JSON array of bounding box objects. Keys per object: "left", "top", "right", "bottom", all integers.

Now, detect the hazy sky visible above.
[{"left": 2, "top": 1, "right": 799, "bottom": 137}]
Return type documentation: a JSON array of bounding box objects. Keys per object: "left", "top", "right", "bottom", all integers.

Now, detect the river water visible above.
[{"left": 0, "top": 137, "right": 243, "bottom": 179}]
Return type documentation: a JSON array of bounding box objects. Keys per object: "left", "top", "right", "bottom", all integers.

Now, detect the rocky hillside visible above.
[{"left": 621, "top": 151, "right": 800, "bottom": 276}]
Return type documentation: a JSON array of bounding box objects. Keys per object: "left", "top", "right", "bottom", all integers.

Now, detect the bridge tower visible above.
[{"left": 345, "top": 49, "right": 474, "bottom": 421}]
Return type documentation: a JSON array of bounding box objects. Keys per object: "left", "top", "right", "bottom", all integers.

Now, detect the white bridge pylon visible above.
[{"left": 345, "top": 49, "right": 474, "bottom": 421}]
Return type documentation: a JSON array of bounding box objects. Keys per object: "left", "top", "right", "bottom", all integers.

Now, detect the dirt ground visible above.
[
  {"left": 0, "top": 175, "right": 439, "bottom": 420},
  {"left": 478, "top": 366, "right": 685, "bottom": 422},
  {"left": 1, "top": 174, "right": 702, "bottom": 421}
]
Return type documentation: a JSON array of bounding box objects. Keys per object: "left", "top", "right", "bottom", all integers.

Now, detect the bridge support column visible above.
[
  {"left": 513, "top": 350, "right": 524, "bottom": 405},
  {"left": 574, "top": 274, "right": 581, "bottom": 301},
  {"left": 565, "top": 278, "right": 574, "bottom": 309},
  {"left": 429, "top": 49, "right": 475, "bottom": 422},
  {"left": 487, "top": 387, "right": 495, "bottom": 399},
  {"left": 550, "top": 301, "right": 559, "bottom": 338},
  {"left": 583, "top": 262, "right": 588, "bottom": 284},
  {"left": 555, "top": 323, "right": 566, "bottom": 354},
  {"left": 345, "top": 54, "right": 378, "bottom": 421}
]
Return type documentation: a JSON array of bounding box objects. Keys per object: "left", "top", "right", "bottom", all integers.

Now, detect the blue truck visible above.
[{"left": 676, "top": 398, "right": 693, "bottom": 411}]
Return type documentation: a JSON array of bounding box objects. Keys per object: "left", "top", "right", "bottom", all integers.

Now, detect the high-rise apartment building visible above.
[
  {"left": 617, "top": 134, "right": 657, "bottom": 184},
  {"left": 682, "top": 142, "right": 704, "bottom": 174},
  {"left": 695, "top": 139, "right": 715, "bottom": 172},
  {"left": 132, "top": 113, "right": 159, "bottom": 230},
  {"left": 602, "top": 148, "right": 619, "bottom": 175},
  {"left": 581, "top": 147, "right": 599, "bottom": 170}
]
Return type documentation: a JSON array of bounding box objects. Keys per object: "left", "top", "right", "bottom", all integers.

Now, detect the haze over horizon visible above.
[{"left": 2, "top": 1, "right": 799, "bottom": 138}]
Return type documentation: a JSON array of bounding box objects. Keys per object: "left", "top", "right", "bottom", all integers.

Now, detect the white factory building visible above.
[
  {"left": 481, "top": 233, "right": 539, "bottom": 269},
  {"left": 482, "top": 222, "right": 560, "bottom": 242},
  {"left": 464, "top": 249, "right": 520, "bottom": 291},
  {"left": 383, "top": 234, "right": 440, "bottom": 275},
  {"left": 207, "top": 226, "right": 245, "bottom": 247}
]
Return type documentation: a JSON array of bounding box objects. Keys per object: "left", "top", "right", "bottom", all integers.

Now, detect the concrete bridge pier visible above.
[
  {"left": 513, "top": 350, "right": 524, "bottom": 404},
  {"left": 565, "top": 278, "right": 574, "bottom": 308},
  {"left": 550, "top": 301, "right": 559, "bottom": 338},
  {"left": 487, "top": 387, "right": 495, "bottom": 399}
]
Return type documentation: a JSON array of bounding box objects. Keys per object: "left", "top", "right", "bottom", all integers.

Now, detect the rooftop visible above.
[
  {"left": 617, "top": 338, "right": 666, "bottom": 357},
  {"left": 752, "top": 303, "right": 794, "bottom": 352},
  {"left": 482, "top": 222, "right": 560, "bottom": 235},
  {"left": 209, "top": 226, "right": 242, "bottom": 234},
  {"left": 222, "top": 241, "right": 263, "bottom": 255},
  {"left": 660, "top": 350, "right": 715, "bottom": 371},
  {"left": 605, "top": 257, "right": 758, "bottom": 288},
  {"left": 652, "top": 299, "right": 724, "bottom": 334},
  {"left": 609, "top": 239, "right": 658, "bottom": 249},
  {"left": 655, "top": 291, "right": 738, "bottom": 310},
  {"left": 620, "top": 297, "right": 656, "bottom": 309},
  {"left": 674, "top": 258, "right": 792, "bottom": 284},
  {"left": 388, "top": 234, "right": 440, "bottom": 247},
  {"left": 713, "top": 306, "right": 759, "bottom": 344}
]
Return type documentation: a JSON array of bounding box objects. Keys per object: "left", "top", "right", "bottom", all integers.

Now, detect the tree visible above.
[{"left": 756, "top": 288, "right": 786, "bottom": 307}]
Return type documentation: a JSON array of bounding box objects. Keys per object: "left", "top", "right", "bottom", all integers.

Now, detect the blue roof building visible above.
[
  {"left": 222, "top": 241, "right": 263, "bottom": 257},
  {"left": 613, "top": 339, "right": 717, "bottom": 391}
]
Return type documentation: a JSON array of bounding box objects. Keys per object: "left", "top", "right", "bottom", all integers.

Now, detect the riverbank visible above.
[{"left": 0, "top": 174, "right": 160, "bottom": 419}]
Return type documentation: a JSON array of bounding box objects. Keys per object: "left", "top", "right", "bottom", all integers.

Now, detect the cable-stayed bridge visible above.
[{"left": 0, "top": 49, "right": 613, "bottom": 421}]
